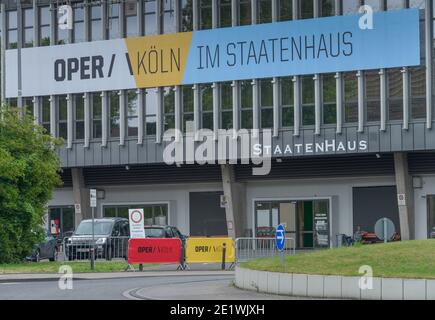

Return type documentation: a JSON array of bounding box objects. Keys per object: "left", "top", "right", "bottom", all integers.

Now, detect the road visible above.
[{"left": 0, "top": 274, "right": 298, "bottom": 300}]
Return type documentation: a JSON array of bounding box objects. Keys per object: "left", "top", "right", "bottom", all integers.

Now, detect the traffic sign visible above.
[
  {"left": 275, "top": 224, "right": 286, "bottom": 252},
  {"left": 129, "top": 209, "right": 145, "bottom": 239},
  {"left": 90, "top": 189, "right": 97, "bottom": 208},
  {"left": 374, "top": 217, "right": 395, "bottom": 242}
]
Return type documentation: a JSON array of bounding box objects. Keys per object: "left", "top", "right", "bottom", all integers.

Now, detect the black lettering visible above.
[
  {"left": 226, "top": 42, "right": 236, "bottom": 67},
  {"left": 67, "top": 58, "right": 79, "bottom": 80},
  {"left": 80, "top": 56, "right": 90, "bottom": 80},
  {"left": 54, "top": 59, "right": 65, "bottom": 81},
  {"left": 92, "top": 55, "right": 104, "bottom": 78},
  {"left": 342, "top": 31, "right": 353, "bottom": 56}
]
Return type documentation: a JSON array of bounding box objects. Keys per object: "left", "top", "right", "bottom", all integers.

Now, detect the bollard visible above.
[{"left": 221, "top": 243, "right": 226, "bottom": 270}]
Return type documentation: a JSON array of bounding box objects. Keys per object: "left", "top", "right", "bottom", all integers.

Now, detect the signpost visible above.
[
  {"left": 128, "top": 209, "right": 146, "bottom": 239},
  {"left": 90, "top": 189, "right": 97, "bottom": 270},
  {"left": 275, "top": 224, "right": 286, "bottom": 266},
  {"left": 374, "top": 217, "right": 395, "bottom": 244}
]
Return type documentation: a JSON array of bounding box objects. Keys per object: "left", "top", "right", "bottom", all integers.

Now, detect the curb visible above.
[
  {"left": 235, "top": 267, "right": 435, "bottom": 300},
  {"left": 0, "top": 270, "right": 235, "bottom": 283}
]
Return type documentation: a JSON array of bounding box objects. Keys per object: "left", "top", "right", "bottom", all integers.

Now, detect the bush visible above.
[{"left": 0, "top": 107, "right": 62, "bottom": 263}]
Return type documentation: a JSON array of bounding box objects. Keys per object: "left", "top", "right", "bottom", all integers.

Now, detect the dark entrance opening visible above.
[
  {"left": 189, "top": 191, "right": 228, "bottom": 237},
  {"left": 353, "top": 186, "right": 400, "bottom": 235}
]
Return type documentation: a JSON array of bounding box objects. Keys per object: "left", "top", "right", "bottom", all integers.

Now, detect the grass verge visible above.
[
  {"left": 0, "top": 261, "right": 136, "bottom": 274},
  {"left": 240, "top": 240, "right": 435, "bottom": 279}
]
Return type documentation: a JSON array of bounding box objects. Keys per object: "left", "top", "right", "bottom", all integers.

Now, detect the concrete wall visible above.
[
  {"left": 244, "top": 176, "right": 397, "bottom": 243},
  {"left": 414, "top": 174, "right": 435, "bottom": 239},
  {"left": 48, "top": 183, "right": 223, "bottom": 236},
  {"left": 235, "top": 267, "right": 435, "bottom": 300},
  {"left": 48, "top": 174, "right": 435, "bottom": 241}
]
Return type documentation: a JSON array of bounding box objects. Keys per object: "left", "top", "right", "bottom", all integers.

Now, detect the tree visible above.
[{"left": 0, "top": 107, "right": 62, "bottom": 263}]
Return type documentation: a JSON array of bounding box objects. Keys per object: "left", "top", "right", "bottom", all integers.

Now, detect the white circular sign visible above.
[
  {"left": 374, "top": 218, "right": 395, "bottom": 241},
  {"left": 130, "top": 210, "right": 143, "bottom": 224}
]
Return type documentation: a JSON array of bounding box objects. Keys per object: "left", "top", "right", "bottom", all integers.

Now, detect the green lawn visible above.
[
  {"left": 0, "top": 261, "right": 133, "bottom": 274},
  {"left": 240, "top": 240, "right": 435, "bottom": 279}
]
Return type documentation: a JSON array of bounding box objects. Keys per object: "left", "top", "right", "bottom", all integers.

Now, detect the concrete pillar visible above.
[
  {"left": 394, "top": 152, "right": 415, "bottom": 240},
  {"left": 221, "top": 164, "right": 246, "bottom": 239},
  {"left": 71, "top": 168, "right": 90, "bottom": 227}
]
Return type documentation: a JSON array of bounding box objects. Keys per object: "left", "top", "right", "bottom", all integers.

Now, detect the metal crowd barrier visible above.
[
  {"left": 234, "top": 237, "right": 296, "bottom": 263},
  {"left": 61, "top": 236, "right": 130, "bottom": 261}
]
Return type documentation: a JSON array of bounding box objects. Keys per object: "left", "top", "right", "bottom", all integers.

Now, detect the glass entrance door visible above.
[
  {"left": 48, "top": 206, "right": 75, "bottom": 239},
  {"left": 255, "top": 199, "right": 330, "bottom": 249}
]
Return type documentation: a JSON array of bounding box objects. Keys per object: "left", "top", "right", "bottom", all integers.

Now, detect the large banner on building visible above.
[{"left": 5, "top": 9, "right": 420, "bottom": 98}]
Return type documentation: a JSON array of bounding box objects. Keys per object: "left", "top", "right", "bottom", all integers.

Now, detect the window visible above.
[
  {"left": 343, "top": 0, "right": 360, "bottom": 15},
  {"left": 323, "top": 74, "right": 336, "bottom": 124},
  {"left": 109, "top": 91, "right": 120, "bottom": 137},
  {"left": 146, "top": 88, "right": 157, "bottom": 136},
  {"left": 125, "top": 1, "right": 138, "bottom": 37},
  {"left": 7, "top": 10, "right": 17, "bottom": 49},
  {"left": 258, "top": 0, "right": 272, "bottom": 24},
  {"left": 73, "top": 6, "right": 85, "bottom": 43},
  {"left": 221, "top": 82, "right": 233, "bottom": 129},
  {"left": 200, "top": 0, "right": 213, "bottom": 30},
  {"left": 321, "top": 0, "right": 335, "bottom": 17},
  {"left": 410, "top": 67, "right": 426, "bottom": 119},
  {"left": 182, "top": 85, "right": 194, "bottom": 132},
  {"left": 388, "top": 69, "right": 403, "bottom": 121},
  {"left": 387, "top": 0, "right": 403, "bottom": 10},
  {"left": 364, "top": 0, "right": 381, "bottom": 12},
  {"left": 58, "top": 95, "right": 68, "bottom": 140},
  {"left": 163, "top": 87, "right": 175, "bottom": 131},
  {"left": 56, "top": 8, "right": 69, "bottom": 44},
  {"left": 7, "top": 98, "right": 17, "bottom": 108},
  {"left": 279, "top": 0, "right": 292, "bottom": 21},
  {"left": 127, "top": 90, "right": 139, "bottom": 136},
  {"left": 74, "top": 94, "right": 85, "bottom": 140},
  {"left": 365, "top": 70, "right": 380, "bottom": 122},
  {"left": 91, "top": 5, "right": 102, "bottom": 41},
  {"left": 281, "top": 77, "right": 294, "bottom": 127},
  {"left": 144, "top": 0, "right": 157, "bottom": 35},
  {"left": 239, "top": 0, "right": 251, "bottom": 26},
  {"left": 39, "top": 6, "right": 50, "bottom": 46},
  {"left": 23, "top": 8, "right": 34, "bottom": 47},
  {"left": 104, "top": 204, "right": 168, "bottom": 225},
  {"left": 23, "top": 97, "right": 34, "bottom": 117},
  {"left": 240, "top": 80, "right": 253, "bottom": 129},
  {"left": 219, "top": 0, "right": 232, "bottom": 27},
  {"left": 181, "top": 0, "right": 193, "bottom": 31},
  {"left": 163, "top": 0, "right": 176, "bottom": 34},
  {"left": 344, "top": 72, "right": 358, "bottom": 123},
  {"left": 108, "top": 3, "right": 120, "bottom": 39},
  {"left": 300, "top": 0, "right": 314, "bottom": 19},
  {"left": 409, "top": 0, "right": 425, "bottom": 9},
  {"left": 302, "top": 76, "right": 315, "bottom": 126},
  {"left": 200, "top": 84, "right": 213, "bottom": 129},
  {"left": 92, "top": 92, "right": 102, "bottom": 139},
  {"left": 48, "top": 207, "right": 75, "bottom": 238},
  {"left": 41, "top": 96, "right": 50, "bottom": 134},
  {"left": 260, "top": 78, "right": 273, "bottom": 128}
]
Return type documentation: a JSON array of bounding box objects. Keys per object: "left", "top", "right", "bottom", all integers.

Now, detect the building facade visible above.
[{"left": 1, "top": 0, "right": 435, "bottom": 249}]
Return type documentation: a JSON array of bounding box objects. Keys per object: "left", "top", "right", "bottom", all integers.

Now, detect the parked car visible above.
[
  {"left": 65, "top": 218, "right": 129, "bottom": 261},
  {"left": 144, "top": 225, "right": 187, "bottom": 244},
  {"left": 26, "top": 234, "right": 59, "bottom": 262},
  {"left": 430, "top": 227, "right": 435, "bottom": 239}
]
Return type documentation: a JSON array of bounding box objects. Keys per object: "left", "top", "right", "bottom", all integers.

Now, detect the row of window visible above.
[
  {"left": 11, "top": 66, "right": 425, "bottom": 143},
  {"left": 3, "top": 0, "right": 427, "bottom": 49},
  {"left": 0, "top": 0, "right": 429, "bottom": 140}
]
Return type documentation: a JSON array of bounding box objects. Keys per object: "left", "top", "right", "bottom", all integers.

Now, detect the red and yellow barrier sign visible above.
[
  {"left": 185, "top": 237, "right": 235, "bottom": 264},
  {"left": 128, "top": 238, "right": 182, "bottom": 264}
]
